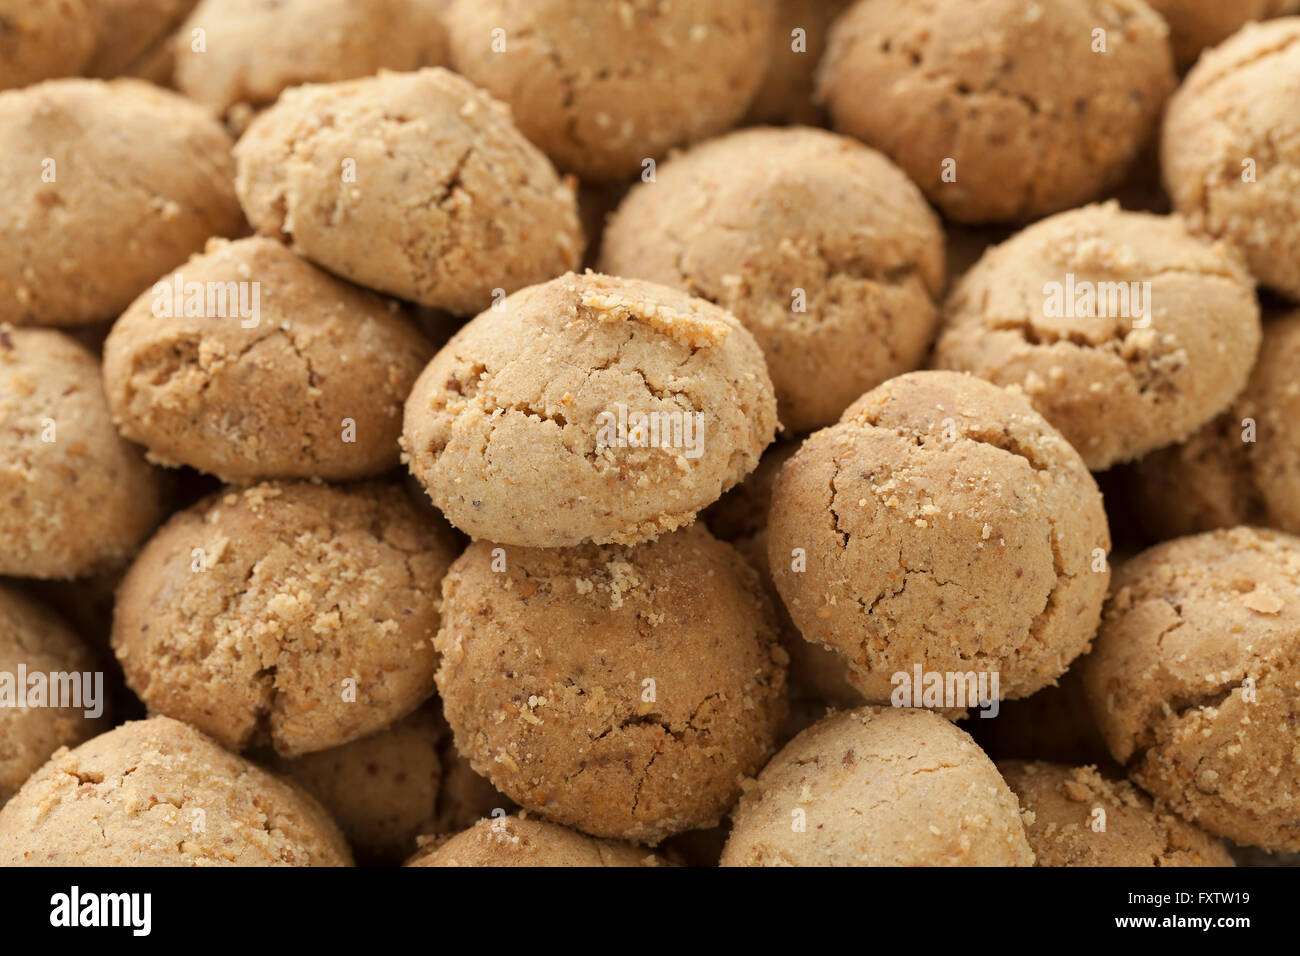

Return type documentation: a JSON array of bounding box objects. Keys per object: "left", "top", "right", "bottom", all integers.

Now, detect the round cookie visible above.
[
  {"left": 1132, "top": 311, "right": 1300, "bottom": 539},
  {"left": 1163, "top": 18, "right": 1300, "bottom": 300},
  {"left": 0, "top": 0, "right": 96, "bottom": 91},
  {"left": 112, "top": 481, "right": 459, "bottom": 757},
  {"left": 402, "top": 272, "right": 777, "bottom": 548},
  {"left": 445, "top": 0, "right": 776, "bottom": 181},
  {"left": 743, "top": 0, "right": 852, "bottom": 126},
  {"left": 0, "top": 78, "right": 244, "bottom": 327},
  {"left": 1082, "top": 527, "right": 1300, "bottom": 851},
  {"left": 721, "top": 707, "right": 1034, "bottom": 866},
  {"left": 270, "top": 707, "right": 442, "bottom": 864},
  {"left": 817, "top": 0, "right": 1174, "bottom": 224},
  {"left": 0, "top": 586, "right": 104, "bottom": 803},
  {"left": 85, "top": 0, "right": 199, "bottom": 80},
  {"left": 234, "top": 67, "right": 583, "bottom": 316},
  {"left": 407, "top": 815, "right": 663, "bottom": 867},
  {"left": 1, "top": 328, "right": 165, "bottom": 579},
  {"left": 767, "top": 371, "right": 1111, "bottom": 706},
  {"left": 599, "top": 127, "right": 945, "bottom": 434},
  {"left": 175, "top": 0, "right": 447, "bottom": 114},
  {"left": 1147, "top": 0, "right": 1300, "bottom": 69},
  {"left": 999, "top": 760, "right": 1233, "bottom": 867},
  {"left": 103, "top": 236, "right": 432, "bottom": 483},
  {"left": 0, "top": 717, "right": 351, "bottom": 865},
  {"left": 933, "top": 203, "right": 1261, "bottom": 470},
  {"left": 434, "top": 527, "right": 788, "bottom": 844}
]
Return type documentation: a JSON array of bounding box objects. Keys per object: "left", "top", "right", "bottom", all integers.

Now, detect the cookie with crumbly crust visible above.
[
  {"left": 234, "top": 67, "right": 583, "bottom": 316},
  {"left": 402, "top": 272, "right": 777, "bottom": 547},
  {"left": 407, "top": 815, "right": 666, "bottom": 867},
  {"left": 103, "top": 237, "right": 432, "bottom": 482},
  {"left": 112, "top": 482, "right": 459, "bottom": 757}
]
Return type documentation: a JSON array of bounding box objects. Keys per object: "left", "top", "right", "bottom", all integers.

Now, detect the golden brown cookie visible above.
[
  {"left": 0, "top": 327, "right": 164, "bottom": 579},
  {"left": 112, "top": 482, "right": 459, "bottom": 757},
  {"left": 1000, "top": 760, "right": 1233, "bottom": 867},
  {"left": 0, "top": 0, "right": 96, "bottom": 90},
  {"left": 407, "top": 814, "right": 665, "bottom": 867},
  {"left": 743, "top": 0, "right": 852, "bottom": 126},
  {"left": 234, "top": 67, "right": 583, "bottom": 316},
  {"left": 0, "top": 78, "right": 244, "bottom": 327},
  {"left": 1082, "top": 527, "right": 1300, "bottom": 851},
  {"left": 1147, "top": 0, "right": 1300, "bottom": 69},
  {"left": 445, "top": 0, "right": 776, "bottom": 181},
  {"left": 721, "top": 707, "right": 1034, "bottom": 866},
  {"left": 402, "top": 272, "right": 778, "bottom": 547},
  {"left": 933, "top": 203, "right": 1261, "bottom": 470},
  {"left": 85, "top": 0, "right": 198, "bottom": 80},
  {"left": 768, "top": 371, "right": 1110, "bottom": 706},
  {"left": 600, "top": 127, "right": 945, "bottom": 434},
  {"left": 0, "top": 717, "right": 352, "bottom": 865},
  {"left": 103, "top": 237, "right": 432, "bottom": 482},
  {"left": 434, "top": 527, "right": 787, "bottom": 844},
  {"left": 818, "top": 0, "right": 1174, "bottom": 223}
]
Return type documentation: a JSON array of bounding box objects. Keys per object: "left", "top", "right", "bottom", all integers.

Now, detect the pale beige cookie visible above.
[
  {"left": 768, "top": 371, "right": 1110, "bottom": 706},
  {"left": 1147, "top": 0, "right": 1300, "bottom": 68},
  {"left": 103, "top": 237, "right": 432, "bottom": 483},
  {"left": 1163, "top": 18, "right": 1300, "bottom": 300},
  {"left": 270, "top": 707, "right": 443, "bottom": 864},
  {"left": 0, "top": 78, "right": 244, "bottom": 327},
  {"left": 933, "top": 203, "right": 1261, "bottom": 470},
  {"left": 1000, "top": 760, "right": 1233, "bottom": 867},
  {"left": 85, "top": 0, "right": 198, "bottom": 79},
  {"left": 744, "top": 0, "right": 852, "bottom": 126},
  {"left": 0, "top": 0, "right": 96, "bottom": 90},
  {"left": 445, "top": 0, "right": 775, "bottom": 181},
  {"left": 175, "top": 0, "right": 447, "bottom": 114},
  {"left": 1082, "top": 528, "right": 1300, "bottom": 851},
  {"left": 402, "top": 272, "right": 777, "bottom": 548},
  {"left": 0, "top": 328, "right": 165, "bottom": 579},
  {"left": 1132, "top": 311, "right": 1300, "bottom": 538},
  {"left": 112, "top": 482, "right": 459, "bottom": 757},
  {"left": 407, "top": 815, "right": 666, "bottom": 867},
  {"left": 0, "top": 586, "right": 104, "bottom": 803},
  {"left": 818, "top": 0, "right": 1174, "bottom": 223},
  {"left": 600, "top": 127, "right": 945, "bottom": 434},
  {"left": 721, "top": 707, "right": 1034, "bottom": 866},
  {"left": 434, "top": 527, "right": 787, "bottom": 845},
  {"left": 0, "top": 717, "right": 352, "bottom": 865},
  {"left": 234, "top": 67, "right": 582, "bottom": 316}
]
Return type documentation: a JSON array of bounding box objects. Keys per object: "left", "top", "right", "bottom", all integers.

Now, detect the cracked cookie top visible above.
[
  {"left": 103, "top": 236, "right": 433, "bottom": 483},
  {"left": 933, "top": 202, "right": 1261, "bottom": 470},
  {"left": 600, "top": 126, "right": 946, "bottom": 434},
  {"left": 433, "top": 526, "right": 788, "bottom": 845},
  {"left": 0, "top": 717, "right": 352, "bottom": 866},
  {"left": 111, "top": 481, "right": 459, "bottom": 758},
  {"left": 402, "top": 271, "right": 778, "bottom": 548}
]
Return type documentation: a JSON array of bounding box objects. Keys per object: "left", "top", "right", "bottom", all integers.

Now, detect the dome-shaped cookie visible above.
[{"left": 407, "top": 815, "right": 664, "bottom": 867}]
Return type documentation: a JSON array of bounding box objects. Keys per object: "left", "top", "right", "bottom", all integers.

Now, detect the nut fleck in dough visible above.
[
  {"left": 600, "top": 127, "right": 945, "bottom": 434},
  {"left": 445, "top": 0, "right": 776, "bottom": 181},
  {"left": 1163, "top": 18, "right": 1300, "bottom": 300},
  {"left": 0, "top": 717, "right": 351, "bottom": 866},
  {"left": 721, "top": 707, "right": 1034, "bottom": 866},
  {"left": 407, "top": 814, "right": 664, "bottom": 867},
  {"left": 0, "top": 586, "right": 104, "bottom": 803},
  {"left": 933, "top": 203, "right": 1261, "bottom": 470},
  {"left": 270, "top": 707, "right": 443, "bottom": 864},
  {"left": 818, "top": 0, "right": 1174, "bottom": 224},
  {"left": 402, "top": 272, "right": 777, "bottom": 548},
  {"left": 744, "top": 0, "right": 852, "bottom": 126},
  {"left": 1147, "top": 0, "right": 1300, "bottom": 69},
  {"left": 85, "top": 0, "right": 198, "bottom": 80},
  {"left": 0, "top": 79, "right": 244, "bottom": 327},
  {"left": 1000, "top": 760, "right": 1233, "bottom": 867},
  {"left": 435, "top": 528, "right": 788, "bottom": 845},
  {"left": 1082, "top": 527, "right": 1300, "bottom": 851},
  {"left": 112, "top": 482, "right": 459, "bottom": 757},
  {"left": 768, "top": 371, "right": 1110, "bottom": 705},
  {"left": 1132, "top": 311, "right": 1300, "bottom": 539},
  {"left": 103, "top": 237, "right": 432, "bottom": 483},
  {"left": 0, "top": 0, "right": 96, "bottom": 91},
  {"left": 234, "top": 67, "right": 583, "bottom": 316},
  {"left": 0, "top": 328, "right": 164, "bottom": 579},
  {"left": 175, "top": 0, "right": 447, "bottom": 114}
]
